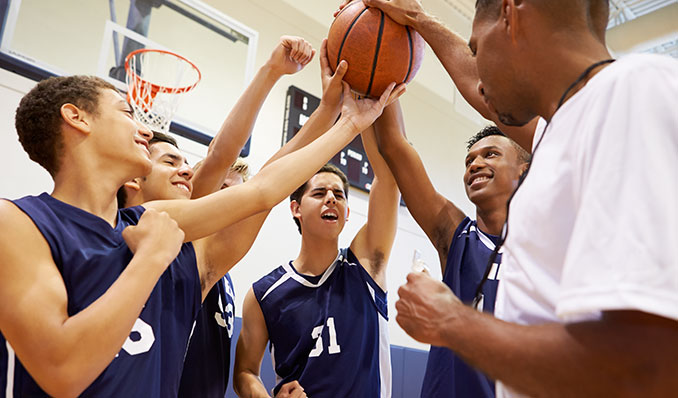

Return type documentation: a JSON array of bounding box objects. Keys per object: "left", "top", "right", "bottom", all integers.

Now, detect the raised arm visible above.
[
  {"left": 147, "top": 79, "right": 405, "bottom": 272},
  {"left": 191, "top": 36, "right": 315, "bottom": 198},
  {"left": 192, "top": 41, "right": 348, "bottom": 298},
  {"left": 233, "top": 288, "right": 273, "bottom": 398},
  {"left": 349, "top": 121, "right": 400, "bottom": 289},
  {"left": 0, "top": 205, "right": 183, "bottom": 397},
  {"left": 359, "top": 0, "right": 537, "bottom": 151},
  {"left": 373, "top": 101, "right": 465, "bottom": 270}
]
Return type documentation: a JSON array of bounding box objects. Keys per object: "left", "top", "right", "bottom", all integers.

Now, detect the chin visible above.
[{"left": 497, "top": 111, "right": 532, "bottom": 127}]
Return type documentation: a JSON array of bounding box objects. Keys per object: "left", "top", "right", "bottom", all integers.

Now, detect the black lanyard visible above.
[{"left": 471, "top": 58, "right": 616, "bottom": 311}]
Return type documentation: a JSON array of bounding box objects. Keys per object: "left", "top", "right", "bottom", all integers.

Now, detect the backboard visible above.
[{"left": 0, "top": 0, "right": 258, "bottom": 149}]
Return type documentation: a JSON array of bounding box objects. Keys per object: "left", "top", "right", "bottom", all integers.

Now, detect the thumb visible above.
[{"left": 332, "top": 60, "right": 348, "bottom": 80}]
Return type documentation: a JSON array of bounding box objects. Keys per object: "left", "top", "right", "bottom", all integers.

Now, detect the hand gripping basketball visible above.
[{"left": 327, "top": 0, "right": 424, "bottom": 97}]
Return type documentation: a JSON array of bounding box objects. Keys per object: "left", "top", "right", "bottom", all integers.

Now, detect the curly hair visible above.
[
  {"left": 289, "top": 163, "right": 349, "bottom": 234},
  {"left": 15, "top": 75, "right": 116, "bottom": 176}
]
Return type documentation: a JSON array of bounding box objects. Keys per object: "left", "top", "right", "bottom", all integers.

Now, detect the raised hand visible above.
[
  {"left": 395, "top": 271, "right": 462, "bottom": 347},
  {"left": 122, "top": 208, "right": 185, "bottom": 269},
  {"left": 319, "top": 38, "right": 348, "bottom": 111},
  {"left": 340, "top": 81, "right": 406, "bottom": 133},
  {"left": 275, "top": 380, "right": 307, "bottom": 398},
  {"left": 267, "top": 36, "right": 316, "bottom": 77},
  {"left": 363, "top": 0, "right": 425, "bottom": 27}
]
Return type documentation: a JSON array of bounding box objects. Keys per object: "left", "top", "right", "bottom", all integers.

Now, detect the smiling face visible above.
[
  {"left": 87, "top": 89, "right": 155, "bottom": 180},
  {"left": 463, "top": 135, "right": 525, "bottom": 209},
  {"left": 291, "top": 172, "right": 349, "bottom": 239},
  {"left": 136, "top": 141, "right": 194, "bottom": 201}
]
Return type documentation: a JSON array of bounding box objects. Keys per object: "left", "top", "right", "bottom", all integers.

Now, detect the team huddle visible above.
[{"left": 1, "top": 0, "right": 677, "bottom": 397}]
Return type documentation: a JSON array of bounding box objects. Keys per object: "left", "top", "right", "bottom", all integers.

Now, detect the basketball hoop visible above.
[{"left": 125, "top": 48, "right": 201, "bottom": 133}]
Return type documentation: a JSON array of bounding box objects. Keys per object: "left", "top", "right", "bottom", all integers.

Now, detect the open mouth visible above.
[
  {"left": 468, "top": 174, "right": 492, "bottom": 187},
  {"left": 321, "top": 211, "right": 338, "bottom": 221},
  {"left": 173, "top": 182, "right": 191, "bottom": 193}
]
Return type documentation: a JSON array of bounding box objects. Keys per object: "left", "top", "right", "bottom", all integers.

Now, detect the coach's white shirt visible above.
[{"left": 494, "top": 54, "right": 678, "bottom": 397}]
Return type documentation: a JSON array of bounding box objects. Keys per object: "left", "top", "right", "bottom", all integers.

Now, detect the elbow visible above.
[{"left": 36, "top": 369, "right": 92, "bottom": 398}]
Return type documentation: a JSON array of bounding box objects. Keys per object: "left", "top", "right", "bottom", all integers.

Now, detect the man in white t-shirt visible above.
[{"left": 390, "top": 0, "right": 678, "bottom": 397}]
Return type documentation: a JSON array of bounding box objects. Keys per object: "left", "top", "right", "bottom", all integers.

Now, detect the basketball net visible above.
[{"left": 125, "top": 49, "right": 201, "bottom": 133}]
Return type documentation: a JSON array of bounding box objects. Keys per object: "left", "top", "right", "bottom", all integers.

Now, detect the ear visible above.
[
  {"left": 345, "top": 206, "right": 350, "bottom": 222},
  {"left": 290, "top": 200, "right": 302, "bottom": 220},
  {"left": 124, "top": 178, "right": 142, "bottom": 192},
  {"left": 518, "top": 162, "right": 529, "bottom": 178},
  {"left": 502, "top": 0, "right": 519, "bottom": 43},
  {"left": 60, "top": 103, "right": 92, "bottom": 135}
]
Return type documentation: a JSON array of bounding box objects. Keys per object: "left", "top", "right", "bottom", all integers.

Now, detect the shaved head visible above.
[{"left": 474, "top": 0, "right": 609, "bottom": 41}]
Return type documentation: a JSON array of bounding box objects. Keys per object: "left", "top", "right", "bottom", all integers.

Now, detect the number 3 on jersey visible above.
[{"left": 309, "top": 317, "right": 341, "bottom": 357}]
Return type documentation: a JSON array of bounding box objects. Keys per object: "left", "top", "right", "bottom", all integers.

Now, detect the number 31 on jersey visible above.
[{"left": 309, "top": 317, "right": 341, "bottom": 358}]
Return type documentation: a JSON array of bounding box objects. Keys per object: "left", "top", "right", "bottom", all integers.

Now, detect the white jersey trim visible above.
[
  {"left": 378, "top": 313, "right": 392, "bottom": 398},
  {"left": 261, "top": 273, "right": 293, "bottom": 302},
  {"left": 261, "top": 252, "right": 342, "bottom": 301},
  {"left": 5, "top": 341, "right": 14, "bottom": 398},
  {"left": 467, "top": 224, "right": 503, "bottom": 253}
]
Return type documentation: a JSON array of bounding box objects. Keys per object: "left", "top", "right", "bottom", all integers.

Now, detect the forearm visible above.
[
  {"left": 262, "top": 102, "right": 340, "bottom": 169},
  {"left": 444, "top": 308, "right": 678, "bottom": 397},
  {"left": 375, "top": 118, "right": 462, "bottom": 251},
  {"left": 234, "top": 371, "right": 271, "bottom": 398},
  {"left": 411, "top": 13, "right": 487, "bottom": 117},
  {"left": 156, "top": 118, "right": 360, "bottom": 242},
  {"left": 25, "top": 254, "right": 168, "bottom": 396},
  {"left": 193, "top": 65, "right": 281, "bottom": 198}
]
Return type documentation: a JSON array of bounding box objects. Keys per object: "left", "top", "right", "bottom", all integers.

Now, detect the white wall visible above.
[{"left": 0, "top": 0, "right": 484, "bottom": 350}]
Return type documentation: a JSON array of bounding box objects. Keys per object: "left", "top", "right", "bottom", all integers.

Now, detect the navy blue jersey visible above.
[
  {"left": 179, "top": 274, "right": 236, "bottom": 398},
  {"left": 421, "top": 218, "right": 501, "bottom": 398},
  {"left": 0, "top": 193, "right": 201, "bottom": 397},
  {"left": 253, "top": 248, "right": 390, "bottom": 398}
]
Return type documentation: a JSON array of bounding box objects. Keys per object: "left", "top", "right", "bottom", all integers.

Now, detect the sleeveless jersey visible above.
[
  {"left": 253, "top": 248, "right": 391, "bottom": 398},
  {"left": 178, "top": 274, "right": 236, "bottom": 398},
  {"left": 0, "top": 193, "right": 201, "bottom": 397},
  {"left": 421, "top": 218, "right": 501, "bottom": 398}
]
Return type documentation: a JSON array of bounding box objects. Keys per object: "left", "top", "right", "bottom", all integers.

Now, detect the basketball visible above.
[{"left": 327, "top": 0, "right": 425, "bottom": 97}]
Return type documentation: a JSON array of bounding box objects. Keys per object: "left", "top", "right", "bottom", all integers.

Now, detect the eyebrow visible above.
[{"left": 310, "top": 187, "right": 345, "bottom": 195}]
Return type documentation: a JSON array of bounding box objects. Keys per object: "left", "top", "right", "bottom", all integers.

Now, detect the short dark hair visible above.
[
  {"left": 467, "top": 125, "right": 530, "bottom": 164},
  {"left": 289, "top": 163, "right": 349, "bottom": 234},
  {"left": 149, "top": 130, "right": 178, "bottom": 148},
  {"left": 475, "top": 0, "right": 501, "bottom": 18},
  {"left": 15, "top": 75, "right": 116, "bottom": 176}
]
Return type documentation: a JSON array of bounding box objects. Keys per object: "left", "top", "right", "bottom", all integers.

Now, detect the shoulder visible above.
[
  {"left": 252, "top": 265, "right": 287, "bottom": 301},
  {"left": 0, "top": 197, "right": 50, "bottom": 240},
  {"left": 589, "top": 54, "right": 678, "bottom": 95},
  {"left": 119, "top": 205, "right": 146, "bottom": 225}
]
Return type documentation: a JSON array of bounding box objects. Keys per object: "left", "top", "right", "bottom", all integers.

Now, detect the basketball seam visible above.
[
  {"left": 336, "top": 7, "right": 370, "bottom": 68},
  {"left": 366, "top": 10, "right": 385, "bottom": 97},
  {"left": 404, "top": 27, "right": 414, "bottom": 83}
]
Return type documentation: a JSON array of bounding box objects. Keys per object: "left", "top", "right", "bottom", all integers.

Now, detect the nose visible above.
[
  {"left": 136, "top": 120, "right": 153, "bottom": 142},
  {"left": 325, "top": 191, "right": 336, "bottom": 204},
  {"left": 178, "top": 163, "right": 194, "bottom": 180},
  {"left": 468, "top": 156, "right": 486, "bottom": 173}
]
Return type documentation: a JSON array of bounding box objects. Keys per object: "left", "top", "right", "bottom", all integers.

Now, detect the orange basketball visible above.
[{"left": 327, "top": 0, "right": 425, "bottom": 97}]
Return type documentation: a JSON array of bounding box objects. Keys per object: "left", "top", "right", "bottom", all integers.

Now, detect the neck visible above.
[
  {"left": 51, "top": 153, "right": 135, "bottom": 227},
  {"left": 293, "top": 233, "right": 340, "bottom": 276},
  {"left": 475, "top": 205, "right": 506, "bottom": 236},
  {"left": 533, "top": 36, "right": 613, "bottom": 122}
]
